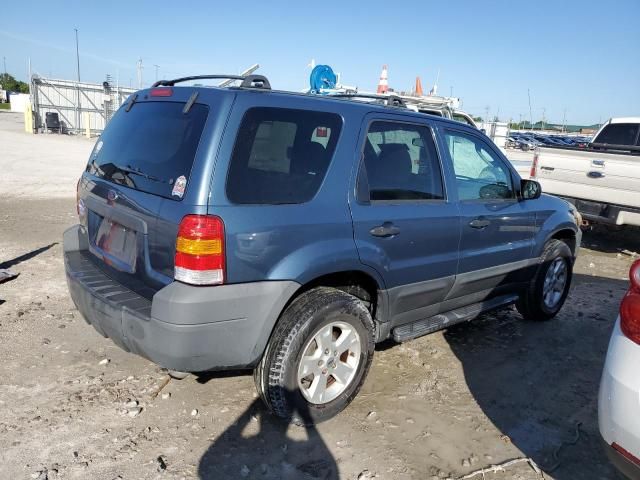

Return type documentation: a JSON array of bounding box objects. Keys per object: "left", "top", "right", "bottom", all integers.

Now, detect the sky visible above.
[{"left": 1, "top": 0, "right": 638, "bottom": 125}]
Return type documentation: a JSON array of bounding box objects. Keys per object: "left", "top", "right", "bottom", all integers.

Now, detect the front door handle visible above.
[
  {"left": 370, "top": 222, "right": 400, "bottom": 238},
  {"left": 469, "top": 218, "right": 491, "bottom": 229}
]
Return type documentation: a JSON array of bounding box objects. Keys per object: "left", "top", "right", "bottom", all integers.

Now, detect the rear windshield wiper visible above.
[{"left": 119, "top": 164, "right": 169, "bottom": 184}]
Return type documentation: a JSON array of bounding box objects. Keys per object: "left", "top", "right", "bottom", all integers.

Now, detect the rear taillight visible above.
[
  {"left": 76, "top": 177, "right": 87, "bottom": 224},
  {"left": 612, "top": 442, "right": 640, "bottom": 467},
  {"left": 76, "top": 178, "right": 81, "bottom": 214},
  {"left": 530, "top": 149, "right": 539, "bottom": 178},
  {"left": 620, "top": 260, "right": 640, "bottom": 345},
  {"left": 174, "top": 215, "right": 225, "bottom": 286}
]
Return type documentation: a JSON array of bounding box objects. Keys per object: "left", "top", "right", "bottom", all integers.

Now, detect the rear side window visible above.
[
  {"left": 594, "top": 123, "right": 639, "bottom": 146},
  {"left": 86, "top": 101, "right": 209, "bottom": 199},
  {"left": 226, "top": 107, "right": 342, "bottom": 204},
  {"left": 362, "top": 121, "right": 444, "bottom": 201}
]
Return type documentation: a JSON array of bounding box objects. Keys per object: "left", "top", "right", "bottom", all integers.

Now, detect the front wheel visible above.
[
  {"left": 517, "top": 239, "right": 573, "bottom": 321},
  {"left": 254, "top": 287, "right": 375, "bottom": 425}
]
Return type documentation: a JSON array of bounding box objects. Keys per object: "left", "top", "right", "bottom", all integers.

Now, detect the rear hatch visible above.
[{"left": 79, "top": 88, "right": 230, "bottom": 298}]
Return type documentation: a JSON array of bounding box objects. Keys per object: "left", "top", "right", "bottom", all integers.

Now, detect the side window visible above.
[
  {"left": 362, "top": 121, "right": 444, "bottom": 201},
  {"left": 226, "top": 107, "right": 342, "bottom": 204},
  {"left": 444, "top": 130, "right": 514, "bottom": 201}
]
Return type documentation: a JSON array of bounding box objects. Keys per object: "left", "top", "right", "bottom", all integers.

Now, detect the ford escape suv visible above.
[{"left": 64, "top": 74, "right": 581, "bottom": 424}]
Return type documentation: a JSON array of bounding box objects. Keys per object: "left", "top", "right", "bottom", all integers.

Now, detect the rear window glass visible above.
[
  {"left": 594, "top": 123, "right": 639, "bottom": 146},
  {"left": 86, "top": 101, "right": 209, "bottom": 199},
  {"left": 226, "top": 107, "right": 342, "bottom": 204}
]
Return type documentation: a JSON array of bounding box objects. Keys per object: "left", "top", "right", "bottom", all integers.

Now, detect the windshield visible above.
[{"left": 86, "top": 101, "right": 209, "bottom": 199}]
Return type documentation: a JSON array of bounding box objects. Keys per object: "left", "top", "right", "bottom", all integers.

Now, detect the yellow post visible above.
[
  {"left": 85, "top": 112, "right": 91, "bottom": 138},
  {"left": 24, "top": 101, "right": 33, "bottom": 133}
]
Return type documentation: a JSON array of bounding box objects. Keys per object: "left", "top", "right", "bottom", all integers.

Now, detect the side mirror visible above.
[{"left": 521, "top": 179, "right": 542, "bottom": 200}]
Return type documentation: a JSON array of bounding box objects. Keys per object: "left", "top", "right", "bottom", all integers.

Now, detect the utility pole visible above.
[
  {"left": 541, "top": 108, "right": 546, "bottom": 131},
  {"left": 74, "top": 29, "right": 81, "bottom": 82},
  {"left": 527, "top": 89, "right": 533, "bottom": 131},
  {"left": 519, "top": 113, "right": 523, "bottom": 130},
  {"left": 484, "top": 105, "right": 490, "bottom": 124},
  {"left": 74, "top": 28, "right": 81, "bottom": 134},
  {"left": 136, "top": 58, "right": 143, "bottom": 89},
  {"left": 153, "top": 64, "right": 160, "bottom": 82},
  {"left": 561, "top": 108, "right": 567, "bottom": 133}
]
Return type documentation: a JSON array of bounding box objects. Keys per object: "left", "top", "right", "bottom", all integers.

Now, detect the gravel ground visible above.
[{"left": 0, "top": 114, "right": 637, "bottom": 480}]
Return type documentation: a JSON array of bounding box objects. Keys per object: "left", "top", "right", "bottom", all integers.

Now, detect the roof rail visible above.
[
  {"left": 151, "top": 74, "right": 271, "bottom": 90},
  {"left": 326, "top": 93, "right": 407, "bottom": 108}
]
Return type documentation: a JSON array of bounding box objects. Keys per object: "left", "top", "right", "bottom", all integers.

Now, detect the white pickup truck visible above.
[{"left": 531, "top": 117, "right": 640, "bottom": 227}]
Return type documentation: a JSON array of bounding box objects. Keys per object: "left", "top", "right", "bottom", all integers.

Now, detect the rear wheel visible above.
[
  {"left": 254, "top": 287, "right": 375, "bottom": 425},
  {"left": 517, "top": 239, "right": 573, "bottom": 321}
]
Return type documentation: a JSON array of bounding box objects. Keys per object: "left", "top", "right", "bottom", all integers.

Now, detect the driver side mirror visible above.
[{"left": 521, "top": 179, "right": 542, "bottom": 200}]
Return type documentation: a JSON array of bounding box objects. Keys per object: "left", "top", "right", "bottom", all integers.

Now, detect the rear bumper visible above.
[
  {"left": 601, "top": 437, "right": 640, "bottom": 480},
  {"left": 63, "top": 225, "right": 299, "bottom": 372},
  {"left": 559, "top": 196, "right": 640, "bottom": 227},
  {"left": 598, "top": 318, "right": 640, "bottom": 479}
]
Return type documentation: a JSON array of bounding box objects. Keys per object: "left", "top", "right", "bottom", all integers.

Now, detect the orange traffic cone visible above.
[
  {"left": 377, "top": 65, "right": 389, "bottom": 94},
  {"left": 415, "top": 76, "right": 423, "bottom": 96}
]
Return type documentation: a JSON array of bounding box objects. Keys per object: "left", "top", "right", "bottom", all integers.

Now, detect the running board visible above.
[{"left": 392, "top": 294, "right": 519, "bottom": 343}]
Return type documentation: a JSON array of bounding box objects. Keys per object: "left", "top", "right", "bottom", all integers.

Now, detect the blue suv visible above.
[{"left": 64, "top": 74, "right": 581, "bottom": 424}]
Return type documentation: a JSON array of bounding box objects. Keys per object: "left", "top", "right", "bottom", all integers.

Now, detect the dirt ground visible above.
[{"left": 1, "top": 113, "right": 638, "bottom": 480}]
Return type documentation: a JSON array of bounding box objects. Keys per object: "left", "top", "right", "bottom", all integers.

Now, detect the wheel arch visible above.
[
  {"left": 549, "top": 228, "right": 578, "bottom": 256},
  {"left": 254, "top": 269, "right": 388, "bottom": 366}
]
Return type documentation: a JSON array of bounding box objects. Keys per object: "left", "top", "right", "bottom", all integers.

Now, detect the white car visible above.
[{"left": 599, "top": 259, "right": 640, "bottom": 479}]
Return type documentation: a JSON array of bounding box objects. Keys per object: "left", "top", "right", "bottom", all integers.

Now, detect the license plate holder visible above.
[{"left": 92, "top": 218, "right": 138, "bottom": 273}]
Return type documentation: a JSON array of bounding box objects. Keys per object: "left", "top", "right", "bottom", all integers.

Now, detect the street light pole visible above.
[
  {"left": 75, "top": 29, "right": 81, "bottom": 82},
  {"left": 527, "top": 89, "right": 533, "bottom": 131},
  {"left": 154, "top": 64, "right": 160, "bottom": 82},
  {"left": 75, "top": 28, "right": 81, "bottom": 134}
]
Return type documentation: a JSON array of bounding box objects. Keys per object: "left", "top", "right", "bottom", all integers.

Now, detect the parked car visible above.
[
  {"left": 516, "top": 136, "right": 543, "bottom": 151},
  {"left": 63, "top": 74, "right": 582, "bottom": 424},
  {"left": 599, "top": 259, "right": 640, "bottom": 479},
  {"left": 531, "top": 117, "right": 640, "bottom": 227}
]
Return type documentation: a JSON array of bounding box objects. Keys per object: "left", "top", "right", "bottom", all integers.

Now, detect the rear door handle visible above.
[
  {"left": 370, "top": 222, "right": 400, "bottom": 238},
  {"left": 469, "top": 218, "right": 491, "bottom": 229}
]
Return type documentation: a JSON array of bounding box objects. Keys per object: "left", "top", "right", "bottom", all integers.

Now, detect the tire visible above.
[
  {"left": 254, "top": 287, "right": 375, "bottom": 425},
  {"left": 517, "top": 239, "right": 573, "bottom": 321},
  {"left": 167, "top": 370, "right": 190, "bottom": 380}
]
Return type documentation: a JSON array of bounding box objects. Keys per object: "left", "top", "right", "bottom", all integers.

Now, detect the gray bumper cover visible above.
[{"left": 63, "top": 225, "right": 299, "bottom": 372}]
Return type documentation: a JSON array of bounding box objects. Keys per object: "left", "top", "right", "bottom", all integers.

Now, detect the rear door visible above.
[
  {"left": 350, "top": 114, "right": 461, "bottom": 326},
  {"left": 440, "top": 127, "right": 535, "bottom": 306}
]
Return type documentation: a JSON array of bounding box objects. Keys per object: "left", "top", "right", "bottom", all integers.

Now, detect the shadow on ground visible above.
[
  {"left": 581, "top": 226, "right": 640, "bottom": 255},
  {"left": 0, "top": 242, "right": 57, "bottom": 270},
  {"left": 198, "top": 394, "right": 338, "bottom": 480},
  {"left": 444, "top": 273, "right": 628, "bottom": 479}
]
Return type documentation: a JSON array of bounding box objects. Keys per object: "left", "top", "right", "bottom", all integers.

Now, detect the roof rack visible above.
[
  {"left": 151, "top": 74, "right": 271, "bottom": 90},
  {"left": 327, "top": 93, "right": 407, "bottom": 108}
]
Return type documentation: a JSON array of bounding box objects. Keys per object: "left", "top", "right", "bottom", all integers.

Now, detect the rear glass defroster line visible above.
[{"left": 183, "top": 92, "right": 199, "bottom": 114}]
